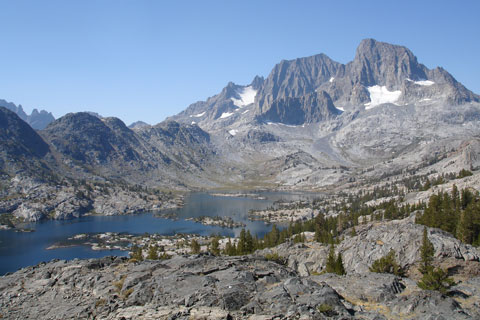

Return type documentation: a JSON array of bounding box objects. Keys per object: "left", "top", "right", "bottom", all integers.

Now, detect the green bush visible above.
[
  {"left": 264, "top": 252, "right": 287, "bottom": 265},
  {"left": 369, "top": 249, "right": 404, "bottom": 276},
  {"left": 417, "top": 268, "right": 455, "bottom": 294}
]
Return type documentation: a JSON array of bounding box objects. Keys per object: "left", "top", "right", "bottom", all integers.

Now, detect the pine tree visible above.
[
  {"left": 245, "top": 230, "right": 254, "bottom": 253},
  {"left": 130, "top": 245, "right": 143, "bottom": 261},
  {"left": 325, "top": 244, "right": 337, "bottom": 274},
  {"left": 419, "top": 227, "right": 434, "bottom": 274},
  {"left": 190, "top": 239, "right": 201, "bottom": 254},
  {"left": 237, "top": 229, "right": 247, "bottom": 255},
  {"left": 146, "top": 245, "right": 159, "bottom": 260},
  {"left": 224, "top": 238, "right": 237, "bottom": 256},
  {"left": 418, "top": 268, "right": 455, "bottom": 294},
  {"left": 335, "top": 253, "right": 346, "bottom": 275},
  {"left": 209, "top": 236, "right": 220, "bottom": 255}
]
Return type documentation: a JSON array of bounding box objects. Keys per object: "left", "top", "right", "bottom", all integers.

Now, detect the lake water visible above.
[{"left": 0, "top": 191, "right": 318, "bottom": 275}]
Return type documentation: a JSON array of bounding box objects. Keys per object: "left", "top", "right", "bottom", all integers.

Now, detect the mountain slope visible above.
[
  {"left": 0, "top": 107, "right": 54, "bottom": 180},
  {"left": 2, "top": 39, "right": 480, "bottom": 193}
]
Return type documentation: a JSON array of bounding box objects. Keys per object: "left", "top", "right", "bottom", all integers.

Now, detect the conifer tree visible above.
[
  {"left": 418, "top": 268, "right": 455, "bottom": 294},
  {"left": 335, "top": 253, "right": 346, "bottom": 275},
  {"left": 190, "top": 239, "right": 201, "bottom": 254},
  {"left": 325, "top": 244, "right": 337, "bottom": 274},
  {"left": 147, "top": 245, "right": 159, "bottom": 260},
  {"left": 130, "top": 245, "right": 143, "bottom": 261},
  {"left": 245, "top": 230, "right": 254, "bottom": 253},
  {"left": 209, "top": 236, "right": 220, "bottom": 255},
  {"left": 419, "top": 227, "right": 434, "bottom": 274}
]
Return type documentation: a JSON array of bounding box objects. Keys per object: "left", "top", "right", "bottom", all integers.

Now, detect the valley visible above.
[{"left": 1, "top": 39, "right": 480, "bottom": 319}]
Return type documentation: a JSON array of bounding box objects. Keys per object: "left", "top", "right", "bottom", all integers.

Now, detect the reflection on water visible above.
[{"left": 0, "top": 191, "right": 319, "bottom": 275}]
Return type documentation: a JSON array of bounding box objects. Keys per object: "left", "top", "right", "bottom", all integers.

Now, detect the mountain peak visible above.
[{"left": 352, "top": 39, "right": 427, "bottom": 88}]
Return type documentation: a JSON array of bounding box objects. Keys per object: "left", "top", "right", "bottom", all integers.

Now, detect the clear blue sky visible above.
[{"left": 1, "top": 0, "right": 479, "bottom": 125}]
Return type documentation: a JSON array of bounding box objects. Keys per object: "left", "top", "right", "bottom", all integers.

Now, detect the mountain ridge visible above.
[{"left": 1, "top": 39, "right": 480, "bottom": 206}]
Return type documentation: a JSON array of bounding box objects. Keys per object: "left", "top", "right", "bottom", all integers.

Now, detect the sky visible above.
[{"left": 0, "top": 0, "right": 479, "bottom": 125}]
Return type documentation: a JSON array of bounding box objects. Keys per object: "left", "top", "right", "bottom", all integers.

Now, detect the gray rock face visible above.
[
  {"left": 0, "top": 107, "right": 53, "bottom": 179},
  {"left": 258, "top": 215, "right": 480, "bottom": 280},
  {"left": 257, "top": 90, "right": 340, "bottom": 125},
  {"left": 338, "top": 215, "right": 480, "bottom": 274},
  {"left": 253, "top": 38, "right": 479, "bottom": 120},
  {"left": 1, "top": 254, "right": 478, "bottom": 319}
]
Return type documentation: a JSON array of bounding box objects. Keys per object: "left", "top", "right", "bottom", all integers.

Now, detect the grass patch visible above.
[
  {"left": 113, "top": 275, "right": 126, "bottom": 292},
  {"left": 95, "top": 298, "right": 106, "bottom": 308}
]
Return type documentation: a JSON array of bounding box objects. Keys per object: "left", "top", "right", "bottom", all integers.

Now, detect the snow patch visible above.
[
  {"left": 406, "top": 78, "right": 435, "bottom": 86},
  {"left": 364, "top": 85, "right": 401, "bottom": 109},
  {"left": 329, "top": 77, "right": 335, "bottom": 83},
  {"left": 336, "top": 106, "right": 344, "bottom": 112},
  {"left": 420, "top": 98, "right": 432, "bottom": 102},
  {"left": 231, "top": 86, "right": 257, "bottom": 108},
  {"left": 190, "top": 111, "right": 205, "bottom": 118},
  {"left": 242, "top": 109, "right": 250, "bottom": 114},
  {"left": 228, "top": 129, "right": 238, "bottom": 136},
  {"left": 415, "top": 80, "right": 435, "bottom": 86},
  {"left": 220, "top": 112, "right": 234, "bottom": 119},
  {"left": 191, "top": 121, "right": 196, "bottom": 125}
]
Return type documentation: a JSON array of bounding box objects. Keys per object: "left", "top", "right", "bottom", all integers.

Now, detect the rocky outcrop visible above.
[
  {"left": 258, "top": 215, "right": 480, "bottom": 279},
  {"left": 1, "top": 254, "right": 478, "bottom": 319},
  {"left": 338, "top": 215, "right": 480, "bottom": 274}
]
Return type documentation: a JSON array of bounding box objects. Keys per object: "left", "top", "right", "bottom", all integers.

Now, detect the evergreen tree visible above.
[
  {"left": 224, "top": 238, "right": 237, "bottom": 256},
  {"left": 245, "top": 230, "right": 254, "bottom": 253},
  {"left": 130, "top": 245, "right": 143, "bottom": 261},
  {"left": 237, "top": 229, "right": 247, "bottom": 255},
  {"left": 335, "top": 253, "right": 346, "bottom": 275},
  {"left": 419, "top": 227, "right": 435, "bottom": 274},
  {"left": 325, "top": 244, "right": 337, "bottom": 274},
  {"left": 190, "top": 239, "right": 201, "bottom": 254},
  {"left": 146, "top": 245, "right": 159, "bottom": 260},
  {"left": 418, "top": 268, "right": 455, "bottom": 294},
  {"left": 209, "top": 236, "right": 220, "bottom": 255}
]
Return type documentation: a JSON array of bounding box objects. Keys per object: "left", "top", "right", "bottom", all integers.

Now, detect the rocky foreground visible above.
[
  {"left": 0, "top": 254, "right": 479, "bottom": 320},
  {"left": 1, "top": 216, "right": 480, "bottom": 319}
]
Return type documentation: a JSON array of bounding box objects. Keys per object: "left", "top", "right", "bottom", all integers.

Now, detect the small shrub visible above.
[
  {"left": 95, "top": 298, "right": 106, "bottom": 308},
  {"left": 318, "top": 303, "right": 337, "bottom": 316},
  {"left": 369, "top": 249, "right": 404, "bottom": 276},
  {"left": 265, "top": 252, "right": 287, "bottom": 265},
  {"left": 113, "top": 275, "right": 126, "bottom": 292},
  {"left": 122, "top": 287, "right": 134, "bottom": 299}
]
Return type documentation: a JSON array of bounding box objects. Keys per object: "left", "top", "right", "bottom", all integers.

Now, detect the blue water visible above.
[{"left": 0, "top": 192, "right": 318, "bottom": 275}]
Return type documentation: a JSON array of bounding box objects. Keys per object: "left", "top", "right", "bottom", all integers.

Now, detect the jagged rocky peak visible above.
[
  {"left": 169, "top": 76, "right": 262, "bottom": 126},
  {"left": 0, "top": 99, "right": 55, "bottom": 129},
  {"left": 350, "top": 38, "right": 429, "bottom": 88},
  {"left": 256, "top": 53, "right": 341, "bottom": 112}
]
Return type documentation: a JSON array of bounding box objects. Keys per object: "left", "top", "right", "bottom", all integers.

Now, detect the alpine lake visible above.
[{"left": 0, "top": 191, "right": 319, "bottom": 275}]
